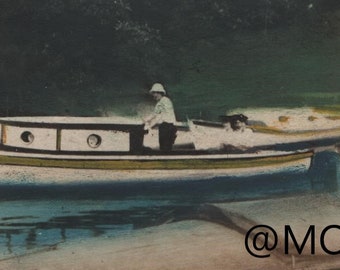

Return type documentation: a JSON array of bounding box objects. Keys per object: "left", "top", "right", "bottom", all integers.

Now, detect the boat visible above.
[
  {"left": 186, "top": 107, "right": 340, "bottom": 152},
  {"left": 0, "top": 116, "right": 313, "bottom": 184}
]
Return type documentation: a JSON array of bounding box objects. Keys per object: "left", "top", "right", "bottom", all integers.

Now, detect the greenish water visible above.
[
  {"left": 105, "top": 29, "right": 340, "bottom": 121},
  {"left": 4, "top": 28, "right": 338, "bottom": 120}
]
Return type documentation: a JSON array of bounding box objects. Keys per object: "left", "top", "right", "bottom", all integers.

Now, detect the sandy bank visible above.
[
  {"left": 2, "top": 193, "right": 340, "bottom": 269},
  {"left": 0, "top": 220, "right": 285, "bottom": 270}
]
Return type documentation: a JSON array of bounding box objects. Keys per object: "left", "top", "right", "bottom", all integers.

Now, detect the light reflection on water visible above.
[{"left": 0, "top": 151, "right": 338, "bottom": 259}]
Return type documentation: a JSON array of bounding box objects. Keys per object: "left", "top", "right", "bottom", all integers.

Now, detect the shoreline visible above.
[{"left": 2, "top": 192, "right": 340, "bottom": 269}]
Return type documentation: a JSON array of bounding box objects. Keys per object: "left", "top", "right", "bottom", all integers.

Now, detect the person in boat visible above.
[{"left": 144, "top": 83, "right": 177, "bottom": 152}]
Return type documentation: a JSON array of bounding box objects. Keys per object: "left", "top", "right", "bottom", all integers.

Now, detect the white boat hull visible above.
[
  {"left": 0, "top": 116, "right": 314, "bottom": 184},
  {"left": 0, "top": 148, "right": 313, "bottom": 184},
  {"left": 0, "top": 156, "right": 311, "bottom": 185}
]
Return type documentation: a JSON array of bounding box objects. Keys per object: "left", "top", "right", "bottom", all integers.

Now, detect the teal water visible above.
[
  {"left": 0, "top": 151, "right": 338, "bottom": 260},
  {"left": 5, "top": 29, "right": 339, "bottom": 119},
  {"left": 99, "top": 31, "right": 340, "bottom": 121}
]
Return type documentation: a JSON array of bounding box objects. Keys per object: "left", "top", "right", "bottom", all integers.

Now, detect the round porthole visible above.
[
  {"left": 21, "top": 131, "right": 34, "bottom": 144},
  {"left": 87, "top": 134, "right": 101, "bottom": 148}
]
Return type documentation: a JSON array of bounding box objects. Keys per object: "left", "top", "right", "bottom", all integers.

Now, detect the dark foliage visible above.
[{"left": 0, "top": 0, "right": 338, "bottom": 115}]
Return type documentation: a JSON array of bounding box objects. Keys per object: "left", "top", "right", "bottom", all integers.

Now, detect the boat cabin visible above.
[{"left": 0, "top": 116, "right": 146, "bottom": 154}]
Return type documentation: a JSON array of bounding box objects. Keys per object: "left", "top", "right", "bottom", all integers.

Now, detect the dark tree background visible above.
[{"left": 0, "top": 0, "right": 339, "bottom": 117}]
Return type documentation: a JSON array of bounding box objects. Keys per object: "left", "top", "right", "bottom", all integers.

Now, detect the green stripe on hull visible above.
[{"left": 0, "top": 152, "right": 313, "bottom": 170}]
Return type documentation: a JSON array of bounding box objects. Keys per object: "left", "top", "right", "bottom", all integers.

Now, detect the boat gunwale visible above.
[
  {"left": 0, "top": 143, "right": 313, "bottom": 159},
  {"left": 0, "top": 150, "right": 313, "bottom": 170},
  {"left": 0, "top": 119, "right": 144, "bottom": 131},
  {"left": 191, "top": 119, "right": 340, "bottom": 135}
]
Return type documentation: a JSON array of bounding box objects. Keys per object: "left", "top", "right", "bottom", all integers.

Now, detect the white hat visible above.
[{"left": 149, "top": 83, "right": 166, "bottom": 94}]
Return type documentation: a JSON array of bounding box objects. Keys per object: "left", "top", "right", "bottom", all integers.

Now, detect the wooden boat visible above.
[
  {"left": 188, "top": 107, "right": 340, "bottom": 152},
  {"left": 0, "top": 116, "right": 313, "bottom": 184},
  {"left": 189, "top": 119, "right": 340, "bottom": 152}
]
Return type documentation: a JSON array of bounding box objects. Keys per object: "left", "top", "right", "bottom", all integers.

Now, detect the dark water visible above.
[{"left": 0, "top": 151, "right": 339, "bottom": 259}]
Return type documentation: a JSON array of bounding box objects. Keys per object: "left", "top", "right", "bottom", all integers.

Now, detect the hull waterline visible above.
[{"left": 0, "top": 150, "right": 313, "bottom": 184}]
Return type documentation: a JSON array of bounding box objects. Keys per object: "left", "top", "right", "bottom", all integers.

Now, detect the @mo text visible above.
[{"left": 245, "top": 225, "right": 340, "bottom": 258}]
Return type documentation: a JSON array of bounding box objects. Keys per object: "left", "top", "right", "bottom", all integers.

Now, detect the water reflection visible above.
[
  {"left": 26, "top": 229, "right": 37, "bottom": 250},
  {"left": 5, "top": 232, "right": 12, "bottom": 254},
  {"left": 0, "top": 151, "right": 338, "bottom": 259},
  {"left": 308, "top": 151, "right": 340, "bottom": 191}
]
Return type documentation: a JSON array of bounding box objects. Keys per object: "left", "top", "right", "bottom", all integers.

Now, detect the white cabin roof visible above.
[{"left": 0, "top": 116, "right": 144, "bottom": 125}]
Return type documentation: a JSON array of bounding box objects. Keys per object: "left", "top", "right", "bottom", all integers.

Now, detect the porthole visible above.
[
  {"left": 21, "top": 131, "right": 34, "bottom": 144},
  {"left": 87, "top": 134, "right": 102, "bottom": 148}
]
